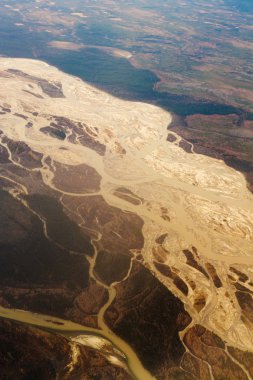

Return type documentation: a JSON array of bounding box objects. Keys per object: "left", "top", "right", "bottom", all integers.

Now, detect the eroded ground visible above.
[{"left": 0, "top": 58, "right": 252, "bottom": 379}]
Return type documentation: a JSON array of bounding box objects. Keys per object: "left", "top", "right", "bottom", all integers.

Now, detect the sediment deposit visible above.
[{"left": 0, "top": 58, "right": 252, "bottom": 379}]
